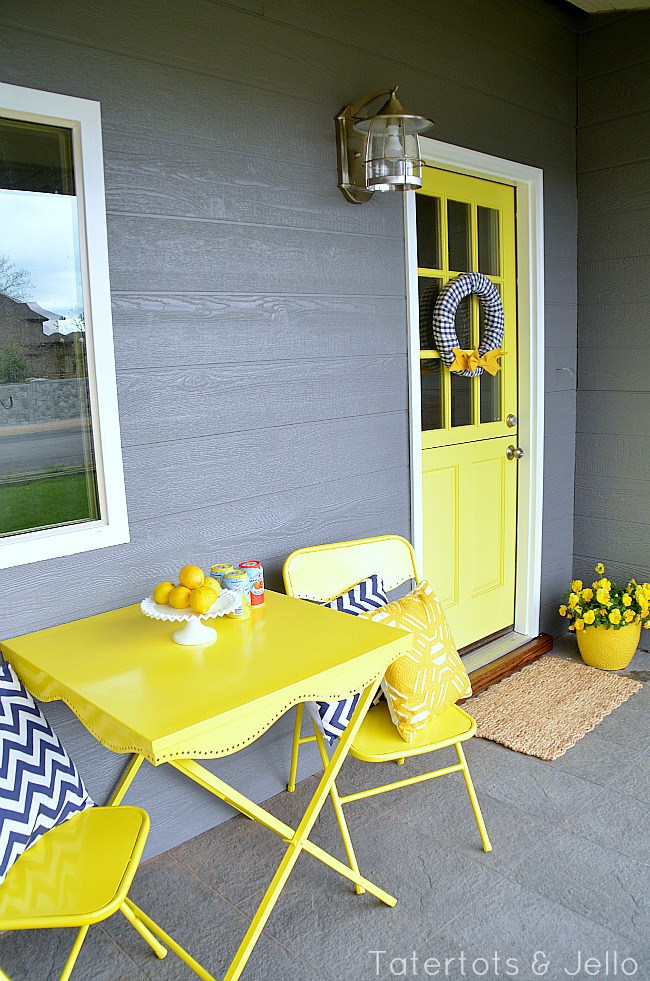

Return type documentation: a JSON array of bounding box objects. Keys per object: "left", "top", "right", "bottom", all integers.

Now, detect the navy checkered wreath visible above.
[{"left": 431, "top": 272, "right": 505, "bottom": 377}]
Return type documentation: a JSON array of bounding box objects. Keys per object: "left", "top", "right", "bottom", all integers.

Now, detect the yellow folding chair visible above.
[
  {"left": 283, "top": 535, "right": 491, "bottom": 891},
  {"left": 0, "top": 806, "right": 214, "bottom": 981}
]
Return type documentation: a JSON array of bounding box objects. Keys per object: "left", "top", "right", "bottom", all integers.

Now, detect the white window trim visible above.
[
  {"left": 404, "top": 136, "right": 545, "bottom": 641},
  {"left": 0, "top": 82, "right": 129, "bottom": 569}
]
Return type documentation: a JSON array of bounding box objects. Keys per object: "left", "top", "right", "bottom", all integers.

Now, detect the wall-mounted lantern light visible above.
[{"left": 336, "top": 86, "right": 434, "bottom": 204}]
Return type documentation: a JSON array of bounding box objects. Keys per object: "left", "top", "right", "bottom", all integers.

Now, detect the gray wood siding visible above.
[
  {"left": 0, "top": 0, "right": 578, "bottom": 856},
  {"left": 574, "top": 10, "right": 650, "bottom": 648}
]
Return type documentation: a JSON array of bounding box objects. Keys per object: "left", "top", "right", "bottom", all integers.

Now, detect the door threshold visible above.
[
  {"left": 461, "top": 630, "right": 533, "bottom": 673},
  {"left": 465, "top": 632, "right": 554, "bottom": 695}
]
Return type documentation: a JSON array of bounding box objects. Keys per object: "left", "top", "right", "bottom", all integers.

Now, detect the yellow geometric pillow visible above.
[{"left": 362, "top": 580, "right": 472, "bottom": 742}]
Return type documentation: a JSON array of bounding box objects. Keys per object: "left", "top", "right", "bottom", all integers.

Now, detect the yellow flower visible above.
[
  {"left": 595, "top": 563, "right": 604, "bottom": 575},
  {"left": 574, "top": 618, "right": 585, "bottom": 631},
  {"left": 599, "top": 578, "right": 611, "bottom": 591},
  {"left": 571, "top": 580, "right": 583, "bottom": 593},
  {"left": 568, "top": 592, "right": 580, "bottom": 609},
  {"left": 568, "top": 623, "right": 575, "bottom": 631},
  {"left": 581, "top": 587, "right": 594, "bottom": 602},
  {"left": 596, "top": 588, "right": 610, "bottom": 606},
  {"left": 609, "top": 609, "right": 622, "bottom": 625},
  {"left": 558, "top": 604, "right": 568, "bottom": 617},
  {"left": 645, "top": 622, "right": 650, "bottom": 629},
  {"left": 583, "top": 610, "right": 596, "bottom": 625},
  {"left": 624, "top": 610, "right": 635, "bottom": 623},
  {"left": 623, "top": 594, "right": 632, "bottom": 607}
]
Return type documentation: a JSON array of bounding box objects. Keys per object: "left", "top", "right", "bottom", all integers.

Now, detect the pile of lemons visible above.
[{"left": 153, "top": 565, "right": 221, "bottom": 615}]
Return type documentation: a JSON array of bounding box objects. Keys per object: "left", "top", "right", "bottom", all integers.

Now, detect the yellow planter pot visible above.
[{"left": 577, "top": 622, "right": 641, "bottom": 671}]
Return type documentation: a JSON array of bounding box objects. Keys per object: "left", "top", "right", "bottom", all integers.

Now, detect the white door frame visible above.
[{"left": 404, "top": 137, "right": 545, "bottom": 641}]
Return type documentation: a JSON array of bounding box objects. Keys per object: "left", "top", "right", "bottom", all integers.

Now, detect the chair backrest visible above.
[{"left": 283, "top": 535, "right": 420, "bottom": 603}]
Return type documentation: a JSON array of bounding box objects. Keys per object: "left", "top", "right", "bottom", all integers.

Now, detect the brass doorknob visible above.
[{"left": 506, "top": 445, "right": 524, "bottom": 460}]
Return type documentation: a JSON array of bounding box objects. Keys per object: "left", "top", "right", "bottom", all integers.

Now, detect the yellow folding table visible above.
[{"left": 0, "top": 590, "right": 411, "bottom": 981}]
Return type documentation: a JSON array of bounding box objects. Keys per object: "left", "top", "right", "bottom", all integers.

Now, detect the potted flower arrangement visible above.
[{"left": 559, "top": 563, "right": 650, "bottom": 670}]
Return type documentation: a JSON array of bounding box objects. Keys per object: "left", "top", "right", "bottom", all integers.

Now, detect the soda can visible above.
[
  {"left": 239, "top": 560, "right": 264, "bottom": 607},
  {"left": 210, "top": 563, "right": 234, "bottom": 587},
  {"left": 223, "top": 569, "right": 251, "bottom": 620}
]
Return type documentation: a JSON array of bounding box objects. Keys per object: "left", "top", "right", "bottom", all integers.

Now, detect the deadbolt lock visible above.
[
  {"left": 506, "top": 413, "right": 517, "bottom": 428},
  {"left": 506, "top": 445, "right": 524, "bottom": 460}
]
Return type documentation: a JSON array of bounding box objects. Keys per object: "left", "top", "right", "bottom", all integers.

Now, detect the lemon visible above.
[
  {"left": 179, "top": 565, "right": 204, "bottom": 590},
  {"left": 203, "top": 576, "right": 222, "bottom": 596},
  {"left": 168, "top": 585, "right": 192, "bottom": 609},
  {"left": 190, "top": 585, "right": 217, "bottom": 614},
  {"left": 153, "top": 581, "right": 175, "bottom": 605}
]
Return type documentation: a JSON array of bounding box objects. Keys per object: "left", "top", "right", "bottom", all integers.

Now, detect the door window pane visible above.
[
  {"left": 447, "top": 200, "right": 471, "bottom": 272},
  {"left": 416, "top": 196, "right": 441, "bottom": 270},
  {"left": 478, "top": 286, "right": 502, "bottom": 423},
  {"left": 418, "top": 277, "right": 442, "bottom": 350},
  {"left": 421, "top": 359, "right": 442, "bottom": 431},
  {"left": 477, "top": 206, "right": 500, "bottom": 276},
  {"left": 0, "top": 117, "right": 99, "bottom": 538},
  {"left": 480, "top": 371, "right": 501, "bottom": 423},
  {"left": 450, "top": 374, "right": 472, "bottom": 427}
]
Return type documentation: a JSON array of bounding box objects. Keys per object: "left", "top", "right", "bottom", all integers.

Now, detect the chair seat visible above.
[
  {"left": 350, "top": 700, "right": 477, "bottom": 762},
  {"left": 0, "top": 806, "right": 149, "bottom": 930}
]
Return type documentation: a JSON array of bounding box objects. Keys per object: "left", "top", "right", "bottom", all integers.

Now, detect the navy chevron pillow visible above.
[
  {"left": 307, "top": 574, "right": 388, "bottom": 745},
  {"left": 0, "top": 661, "right": 93, "bottom": 885}
]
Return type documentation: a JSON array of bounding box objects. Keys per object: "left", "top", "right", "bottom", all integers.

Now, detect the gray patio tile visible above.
[
  {"left": 549, "top": 730, "right": 644, "bottom": 787},
  {"left": 593, "top": 699, "right": 650, "bottom": 752},
  {"left": 424, "top": 878, "right": 646, "bottom": 981},
  {"left": 551, "top": 634, "right": 580, "bottom": 660},
  {"left": 0, "top": 922, "right": 147, "bottom": 981},
  {"left": 173, "top": 812, "right": 290, "bottom": 909},
  {"left": 379, "top": 770, "right": 556, "bottom": 873},
  {"left": 564, "top": 788, "right": 650, "bottom": 864},
  {"left": 237, "top": 811, "right": 509, "bottom": 981},
  {"left": 101, "top": 852, "right": 321, "bottom": 981},
  {"left": 509, "top": 827, "right": 650, "bottom": 944},
  {"left": 607, "top": 748, "right": 650, "bottom": 803},
  {"left": 460, "top": 740, "right": 605, "bottom": 824}
]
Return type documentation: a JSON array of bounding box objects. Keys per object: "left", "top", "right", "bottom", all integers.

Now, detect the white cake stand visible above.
[{"left": 140, "top": 589, "right": 239, "bottom": 646}]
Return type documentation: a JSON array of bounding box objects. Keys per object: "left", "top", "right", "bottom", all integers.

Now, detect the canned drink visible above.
[
  {"left": 210, "top": 563, "right": 234, "bottom": 587},
  {"left": 239, "top": 560, "right": 264, "bottom": 607},
  {"left": 223, "top": 569, "right": 251, "bottom": 620}
]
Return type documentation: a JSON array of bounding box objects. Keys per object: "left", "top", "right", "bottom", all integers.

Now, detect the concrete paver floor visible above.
[{"left": 1, "top": 639, "right": 648, "bottom": 981}]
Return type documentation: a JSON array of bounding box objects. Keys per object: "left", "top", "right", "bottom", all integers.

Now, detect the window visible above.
[{"left": 0, "top": 83, "right": 128, "bottom": 568}]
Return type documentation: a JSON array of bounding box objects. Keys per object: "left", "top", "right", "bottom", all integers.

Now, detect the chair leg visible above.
[
  {"left": 120, "top": 901, "right": 167, "bottom": 959},
  {"left": 59, "top": 925, "right": 89, "bottom": 981},
  {"left": 312, "top": 723, "right": 365, "bottom": 896},
  {"left": 124, "top": 900, "right": 215, "bottom": 981},
  {"left": 455, "top": 742, "right": 492, "bottom": 853},
  {"left": 287, "top": 703, "right": 304, "bottom": 792}
]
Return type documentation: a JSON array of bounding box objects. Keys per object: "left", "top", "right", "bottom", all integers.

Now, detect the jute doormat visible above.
[{"left": 467, "top": 656, "right": 643, "bottom": 761}]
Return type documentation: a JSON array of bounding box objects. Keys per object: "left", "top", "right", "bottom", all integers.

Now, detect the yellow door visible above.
[{"left": 417, "top": 168, "right": 518, "bottom": 650}]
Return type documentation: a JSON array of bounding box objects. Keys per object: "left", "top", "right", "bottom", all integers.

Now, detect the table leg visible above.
[
  {"left": 108, "top": 754, "right": 145, "bottom": 806},
  {"left": 174, "top": 679, "right": 394, "bottom": 981}
]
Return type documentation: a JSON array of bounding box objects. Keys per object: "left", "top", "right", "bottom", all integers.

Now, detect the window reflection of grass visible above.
[{"left": 0, "top": 472, "right": 95, "bottom": 536}]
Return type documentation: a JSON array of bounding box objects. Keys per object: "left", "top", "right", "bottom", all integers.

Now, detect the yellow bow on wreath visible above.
[{"left": 449, "top": 347, "right": 506, "bottom": 375}]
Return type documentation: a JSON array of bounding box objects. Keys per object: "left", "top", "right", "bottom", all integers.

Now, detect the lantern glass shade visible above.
[{"left": 361, "top": 114, "right": 423, "bottom": 191}]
